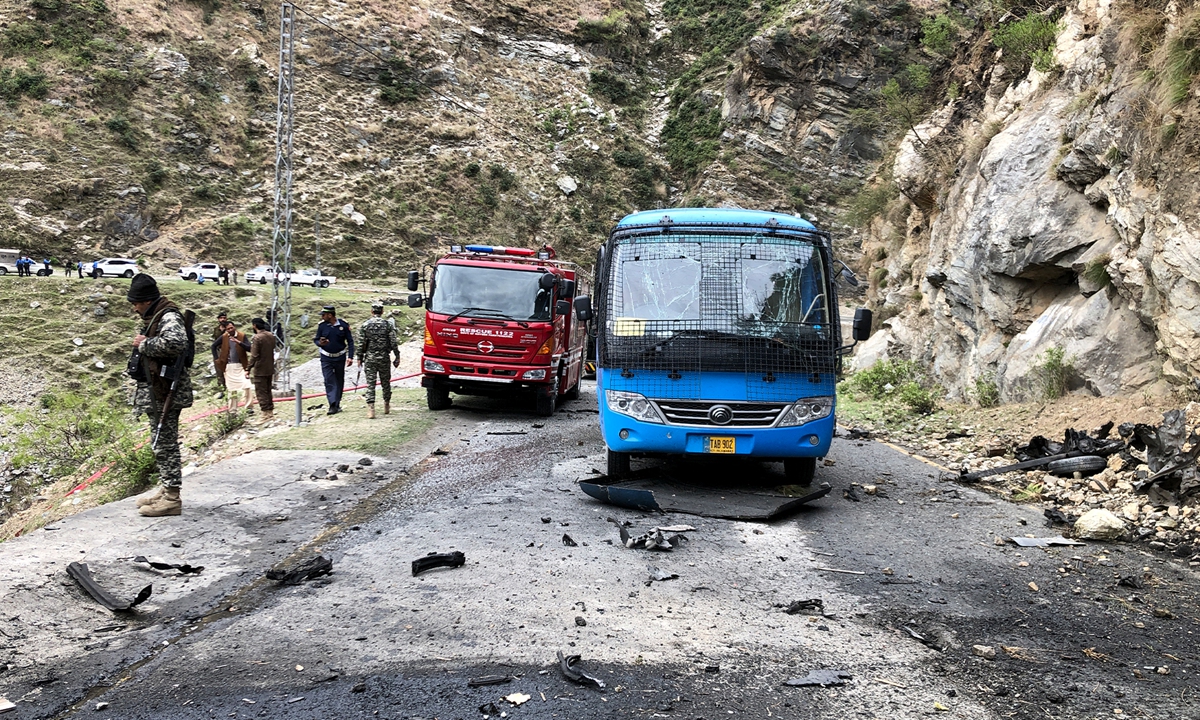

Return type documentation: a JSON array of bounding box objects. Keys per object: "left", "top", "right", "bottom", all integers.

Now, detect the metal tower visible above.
[{"left": 270, "top": 2, "right": 296, "bottom": 389}]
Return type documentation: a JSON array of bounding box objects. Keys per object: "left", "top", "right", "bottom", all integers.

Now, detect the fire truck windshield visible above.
[{"left": 431, "top": 264, "right": 552, "bottom": 321}]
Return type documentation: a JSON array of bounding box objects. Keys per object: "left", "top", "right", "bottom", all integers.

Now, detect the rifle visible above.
[{"left": 152, "top": 310, "right": 196, "bottom": 450}]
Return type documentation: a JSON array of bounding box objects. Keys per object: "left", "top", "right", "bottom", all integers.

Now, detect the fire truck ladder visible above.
[{"left": 270, "top": 2, "right": 296, "bottom": 390}]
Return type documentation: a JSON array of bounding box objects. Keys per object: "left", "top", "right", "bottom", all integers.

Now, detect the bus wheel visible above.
[
  {"left": 426, "top": 386, "right": 452, "bottom": 411},
  {"left": 784, "top": 457, "right": 816, "bottom": 486},
  {"left": 606, "top": 449, "right": 631, "bottom": 478}
]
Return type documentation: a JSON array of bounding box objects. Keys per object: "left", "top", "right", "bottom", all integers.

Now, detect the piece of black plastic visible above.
[
  {"left": 67, "top": 562, "right": 152, "bottom": 612},
  {"left": 780, "top": 598, "right": 824, "bottom": 614},
  {"left": 133, "top": 556, "right": 204, "bottom": 574},
  {"left": 467, "top": 675, "right": 512, "bottom": 687},
  {"left": 782, "top": 669, "right": 852, "bottom": 687},
  {"left": 557, "top": 651, "right": 606, "bottom": 689},
  {"left": 411, "top": 551, "right": 465, "bottom": 576},
  {"left": 582, "top": 472, "right": 830, "bottom": 520},
  {"left": 265, "top": 556, "right": 333, "bottom": 585},
  {"left": 562, "top": 534, "right": 577, "bottom": 547}
]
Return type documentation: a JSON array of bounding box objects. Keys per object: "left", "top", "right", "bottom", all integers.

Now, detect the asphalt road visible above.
[{"left": 5, "top": 384, "right": 1200, "bottom": 719}]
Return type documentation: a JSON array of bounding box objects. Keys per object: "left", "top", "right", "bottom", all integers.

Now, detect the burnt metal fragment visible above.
[
  {"left": 411, "top": 551, "right": 465, "bottom": 576},
  {"left": 467, "top": 675, "right": 512, "bottom": 688},
  {"left": 778, "top": 598, "right": 824, "bottom": 614},
  {"left": 67, "top": 562, "right": 152, "bottom": 612},
  {"left": 557, "top": 650, "right": 606, "bottom": 689},
  {"left": 133, "top": 556, "right": 204, "bottom": 574},
  {"left": 562, "top": 534, "right": 577, "bottom": 547},
  {"left": 265, "top": 556, "right": 333, "bottom": 585},
  {"left": 1044, "top": 508, "right": 1079, "bottom": 526},
  {"left": 903, "top": 625, "right": 944, "bottom": 651}
]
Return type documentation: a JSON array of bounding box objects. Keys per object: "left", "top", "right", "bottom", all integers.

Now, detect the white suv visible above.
[
  {"left": 245, "top": 265, "right": 280, "bottom": 284},
  {"left": 88, "top": 258, "right": 140, "bottom": 278},
  {"left": 178, "top": 262, "right": 221, "bottom": 281}
]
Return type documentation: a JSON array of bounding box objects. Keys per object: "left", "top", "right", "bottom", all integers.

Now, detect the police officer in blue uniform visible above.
[{"left": 312, "top": 305, "right": 354, "bottom": 415}]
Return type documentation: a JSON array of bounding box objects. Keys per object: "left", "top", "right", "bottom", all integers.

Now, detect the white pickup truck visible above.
[
  {"left": 287, "top": 268, "right": 336, "bottom": 288},
  {"left": 244, "top": 266, "right": 335, "bottom": 288},
  {"left": 178, "top": 262, "right": 222, "bottom": 281}
]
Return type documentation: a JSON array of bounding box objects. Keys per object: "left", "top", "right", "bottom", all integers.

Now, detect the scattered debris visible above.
[
  {"left": 505, "top": 692, "right": 531, "bottom": 706},
  {"left": 1009, "top": 536, "right": 1085, "bottom": 547},
  {"left": 1074, "top": 509, "right": 1126, "bottom": 541},
  {"left": 0, "top": 697, "right": 15, "bottom": 713},
  {"left": 562, "top": 534, "right": 577, "bottom": 547},
  {"left": 813, "top": 566, "right": 865, "bottom": 575},
  {"left": 846, "top": 427, "right": 872, "bottom": 439},
  {"left": 1117, "top": 575, "right": 1143, "bottom": 589},
  {"left": 607, "top": 517, "right": 687, "bottom": 551},
  {"left": 67, "top": 562, "right": 152, "bottom": 612},
  {"left": 580, "top": 473, "right": 830, "bottom": 519},
  {"left": 478, "top": 701, "right": 501, "bottom": 714},
  {"left": 958, "top": 427, "right": 1123, "bottom": 482},
  {"left": 971, "top": 645, "right": 996, "bottom": 660},
  {"left": 843, "top": 486, "right": 861, "bottom": 502},
  {"left": 468, "top": 675, "right": 512, "bottom": 688},
  {"left": 646, "top": 566, "right": 678, "bottom": 584},
  {"left": 557, "top": 651, "right": 606, "bottom": 689},
  {"left": 575, "top": 616, "right": 587, "bottom": 626},
  {"left": 777, "top": 598, "right": 824, "bottom": 614},
  {"left": 265, "top": 556, "right": 333, "bottom": 585},
  {"left": 903, "top": 626, "right": 944, "bottom": 651},
  {"left": 782, "top": 669, "right": 852, "bottom": 687},
  {"left": 541, "top": 517, "right": 552, "bottom": 523},
  {"left": 1043, "top": 508, "right": 1079, "bottom": 526},
  {"left": 133, "top": 556, "right": 204, "bottom": 574},
  {"left": 411, "top": 551, "right": 466, "bottom": 576}
]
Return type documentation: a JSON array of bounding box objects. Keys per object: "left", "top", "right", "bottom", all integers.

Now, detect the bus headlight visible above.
[
  {"left": 776, "top": 396, "right": 833, "bottom": 427},
  {"left": 606, "top": 390, "right": 663, "bottom": 424},
  {"left": 423, "top": 359, "right": 446, "bottom": 373}
]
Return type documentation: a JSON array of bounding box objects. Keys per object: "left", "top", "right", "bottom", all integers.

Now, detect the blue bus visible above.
[{"left": 574, "top": 208, "right": 871, "bottom": 485}]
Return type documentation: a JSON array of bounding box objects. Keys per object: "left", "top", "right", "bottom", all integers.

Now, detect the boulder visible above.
[{"left": 1074, "top": 509, "right": 1125, "bottom": 541}]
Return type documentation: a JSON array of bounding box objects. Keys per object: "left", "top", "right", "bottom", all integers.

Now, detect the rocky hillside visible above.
[{"left": 1, "top": 0, "right": 1198, "bottom": 401}]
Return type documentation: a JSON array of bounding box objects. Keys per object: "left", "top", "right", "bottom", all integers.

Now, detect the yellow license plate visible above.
[{"left": 707, "top": 436, "right": 736, "bottom": 454}]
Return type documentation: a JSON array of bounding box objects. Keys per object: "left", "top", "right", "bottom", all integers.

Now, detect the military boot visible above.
[
  {"left": 136, "top": 487, "right": 165, "bottom": 508},
  {"left": 139, "top": 488, "right": 181, "bottom": 517},
  {"left": 384, "top": 400, "right": 390, "bottom": 415},
  {"left": 367, "top": 404, "right": 376, "bottom": 419}
]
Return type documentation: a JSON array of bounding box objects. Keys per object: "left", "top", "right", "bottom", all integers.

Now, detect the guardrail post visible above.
[{"left": 294, "top": 383, "right": 302, "bottom": 426}]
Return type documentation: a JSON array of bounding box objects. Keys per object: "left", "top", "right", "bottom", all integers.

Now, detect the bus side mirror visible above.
[
  {"left": 560, "top": 279, "right": 575, "bottom": 297},
  {"left": 574, "top": 295, "right": 593, "bottom": 322},
  {"left": 852, "top": 308, "right": 873, "bottom": 341},
  {"left": 407, "top": 270, "right": 419, "bottom": 292},
  {"left": 407, "top": 293, "right": 424, "bottom": 309},
  {"left": 539, "top": 272, "right": 556, "bottom": 291},
  {"left": 555, "top": 300, "right": 571, "bottom": 317}
]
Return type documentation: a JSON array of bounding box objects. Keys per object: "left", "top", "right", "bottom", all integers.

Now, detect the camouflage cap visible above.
[{"left": 371, "top": 301, "right": 384, "bottom": 311}]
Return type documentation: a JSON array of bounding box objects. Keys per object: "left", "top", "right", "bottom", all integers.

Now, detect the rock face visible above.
[{"left": 844, "top": 0, "right": 1200, "bottom": 399}]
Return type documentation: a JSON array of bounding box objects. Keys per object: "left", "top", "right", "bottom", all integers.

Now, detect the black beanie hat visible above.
[{"left": 126, "top": 273, "right": 161, "bottom": 303}]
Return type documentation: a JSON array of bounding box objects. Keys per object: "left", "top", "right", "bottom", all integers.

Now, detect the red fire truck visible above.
[{"left": 407, "top": 244, "right": 589, "bottom": 416}]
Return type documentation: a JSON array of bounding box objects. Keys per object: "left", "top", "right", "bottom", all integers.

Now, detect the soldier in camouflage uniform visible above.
[
  {"left": 356, "top": 301, "right": 400, "bottom": 419},
  {"left": 127, "top": 274, "right": 194, "bottom": 517}
]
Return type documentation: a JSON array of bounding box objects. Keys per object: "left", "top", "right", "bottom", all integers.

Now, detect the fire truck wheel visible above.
[
  {"left": 426, "top": 386, "right": 452, "bottom": 411},
  {"left": 535, "top": 380, "right": 558, "bottom": 417},
  {"left": 607, "top": 449, "right": 631, "bottom": 478},
  {"left": 784, "top": 457, "right": 816, "bottom": 486}
]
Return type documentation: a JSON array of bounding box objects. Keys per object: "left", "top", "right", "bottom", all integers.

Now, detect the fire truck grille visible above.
[
  {"left": 443, "top": 340, "right": 526, "bottom": 359},
  {"left": 653, "top": 400, "right": 787, "bottom": 428}
]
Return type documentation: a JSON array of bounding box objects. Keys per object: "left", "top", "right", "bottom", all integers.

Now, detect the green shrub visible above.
[
  {"left": 590, "top": 68, "right": 636, "bottom": 105},
  {"left": 1161, "top": 14, "right": 1200, "bottom": 106},
  {"left": 105, "top": 114, "right": 140, "bottom": 149},
  {"left": 1082, "top": 253, "right": 1110, "bottom": 289},
  {"left": 973, "top": 374, "right": 1000, "bottom": 408},
  {"left": 992, "top": 13, "right": 1059, "bottom": 73},
  {"left": 1035, "top": 345, "right": 1073, "bottom": 400},
  {"left": 9, "top": 390, "right": 139, "bottom": 480},
  {"left": 378, "top": 56, "right": 424, "bottom": 104},
  {"left": 897, "top": 380, "right": 939, "bottom": 414},
  {"left": 487, "top": 164, "right": 516, "bottom": 191},
  {"left": 905, "top": 63, "right": 932, "bottom": 91},
  {"left": 842, "top": 359, "right": 924, "bottom": 399},
  {"left": 0, "top": 66, "right": 49, "bottom": 102},
  {"left": 921, "top": 14, "right": 959, "bottom": 55},
  {"left": 845, "top": 181, "right": 897, "bottom": 227}
]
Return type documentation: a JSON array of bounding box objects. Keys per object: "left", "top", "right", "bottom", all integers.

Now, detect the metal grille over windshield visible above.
[{"left": 602, "top": 233, "right": 838, "bottom": 377}]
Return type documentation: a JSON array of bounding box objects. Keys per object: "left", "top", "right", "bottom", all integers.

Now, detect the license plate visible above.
[{"left": 707, "top": 436, "right": 736, "bottom": 454}]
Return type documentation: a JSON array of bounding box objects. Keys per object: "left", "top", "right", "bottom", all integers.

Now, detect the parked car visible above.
[
  {"left": 89, "top": 258, "right": 140, "bottom": 278},
  {"left": 245, "top": 265, "right": 280, "bottom": 284},
  {"left": 178, "top": 262, "right": 222, "bottom": 281},
  {"left": 288, "top": 268, "right": 336, "bottom": 288}
]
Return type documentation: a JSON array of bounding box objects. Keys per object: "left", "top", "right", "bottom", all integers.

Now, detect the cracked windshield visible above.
[
  {"left": 431, "top": 264, "right": 551, "bottom": 320},
  {"left": 612, "top": 240, "right": 828, "bottom": 337}
]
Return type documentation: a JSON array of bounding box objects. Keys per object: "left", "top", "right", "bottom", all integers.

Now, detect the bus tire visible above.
[
  {"left": 784, "top": 457, "right": 816, "bottom": 486},
  {"left": 426, "top": 386, "right": 452, "bottom": 411},
  {"left": 607, "top": 449, "right": 631, "bottom": 478},
  {"left": 1046, "top": 455, "right": 1106, "bottom": 477}
]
